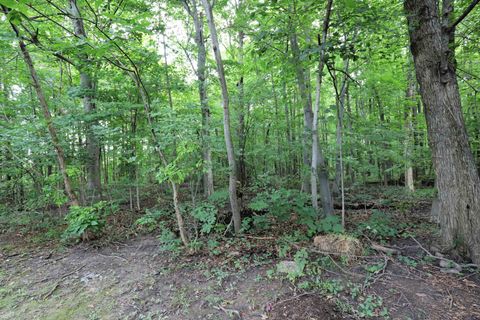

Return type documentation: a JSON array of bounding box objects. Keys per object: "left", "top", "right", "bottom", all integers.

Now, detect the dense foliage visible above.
[{"left": 0, "top": 0, "right": 479, "bottom": 260}]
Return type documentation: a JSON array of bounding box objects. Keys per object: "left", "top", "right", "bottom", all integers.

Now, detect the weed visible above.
[
  {"left": 317, "top": 279, "right": 344, "bottom": 296},
  {"left": 398, "top": 256, "right": 418, "bottom": 268},
  {"left": 357, "top": 295, "right": 389, "bottom": 318},
  {"left": 135, "top": 209, "right": 168, "bottom": 232},
  {"left": 191, "top": 203, "right": 217, "bottom": 234},
  {"left": 62, "top": 201, "right": 117, "bottom": 242},
  {"left": 356, "top": 210, "right": 398, "bottom": 241},
  {"left": 158, "top": 225, "right": 182, "bottom": 252}
]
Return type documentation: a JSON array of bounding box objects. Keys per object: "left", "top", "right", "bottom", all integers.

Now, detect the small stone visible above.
[{"left": 276, "top": 261, "right": 300, "bottom": 274}]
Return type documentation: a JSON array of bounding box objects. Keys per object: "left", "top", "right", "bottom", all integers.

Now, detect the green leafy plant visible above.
[
  {"left": 318, "top": 279, "right": 344, "bottom": 296},
  {"left": 62, "top": 201, "right": 115, "bottom": 242},
  {"left": 289, "top": 248, "right": 309, "bottom": 280},
  {"left": 398, "top": 256, "right": 418, "bottom": 268},
  {"left": 207, "top": 189, "right": 230, "bottom": 207},
  {"left": 358, "top": 295, "right": 388, "bottom": 318},
  {"left": 356, "top": 210, "right": 398, "bottom": 241},
  {"left": 134, "top": 208, "right": 168, "bottom": 232},
  {"left": 248, "top": 188, "right": 318, "bottom": 234},
  {"left": 158, "top": 225, "right": 182, "bottom": 252},
  {"left": 191, "top": 202, "right": 217, "bottom": 234},
  {"left": 317, "top": 215, "right": 343, "bottom": 234}
]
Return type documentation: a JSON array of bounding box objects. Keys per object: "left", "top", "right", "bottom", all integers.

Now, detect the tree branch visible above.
[{"left": 449, "top": 0, "right": 480, "bottom": 30}]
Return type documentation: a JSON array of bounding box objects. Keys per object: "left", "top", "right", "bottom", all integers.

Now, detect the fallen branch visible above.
[
  {"left": 97, "top": 253, "right": 128, "bottom": 262},
  {"left": 213, "top": 305, "right": 242, "bottom": 319},
  {"left": 371, "top": 243, "right": 401, "bottom": 255},
  {"left": 244, "top": 235, "right": 276, "bottom": 240},
  {"left": 409, "top": 236, "right": 478, "bottom": 270}
]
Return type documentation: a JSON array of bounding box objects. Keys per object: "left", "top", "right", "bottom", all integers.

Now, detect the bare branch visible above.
[{"left": 449, "top": 0, "right": 480, "bottom": 30}]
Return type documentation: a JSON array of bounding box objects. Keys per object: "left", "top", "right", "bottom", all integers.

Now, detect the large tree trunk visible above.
[
  {"left": 184, "top": 0, "right": 215, "bottom": 197},
  {"left": 68, "top": 0, "right": 101, "bottom": 202},
  {"left": 201, "top": 0, "right": 241, "bottom": 233},
  {"left": 5, "top": 14, "right": 79, "bottom": 206},
  {"left": 405, "top": 0, "right": 480, "bottom": 263}
]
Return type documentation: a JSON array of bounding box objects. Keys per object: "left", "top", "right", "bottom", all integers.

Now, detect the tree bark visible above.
[
  {"left": 290, "top": 31, "right": 313, "bottom": 193},
  {"left": 68, "top": 0, "right": 102, "bottom": 202},
  {"left": 183, "top": 0, "right": 215, "bottom": 197},
  {"left": 405, "top": 0, "right": 480, "bottom": 263},
  {"left": 404, "top": 62, "right": 416, "bottom": 192},
  {"left": 201, "top": 0, "right": 241, "bottom": 233},
  {"left": 236, "top": 30, "right": 247, "bottom": 190},
  {"left": 311, "top": 0, "right": 333, "bottom": 216}
]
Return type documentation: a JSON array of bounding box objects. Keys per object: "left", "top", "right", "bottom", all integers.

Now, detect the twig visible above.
[
  {"left": 213, "top": 305, "right": 242, "bottom": 319},
  {"left": 41, "top": 265, "right": 85, "bottom": 300},
  {"left": 269, "top": 292, "right": 315, "bottom": 309},
  {"left": 371, "top": 243, "right": 401, "bottom": 255},
  {"left": 97, "top": 253, "right": 128, "bottom": 262},
  {"left": 327, "top": 254, "right": 363, "bottom": 278},
  {"left": 244, "top": 235, "right": 276, "bottom": 240},
  {"left": 223, "top": 218, "right": 233, "bottom": 237}
]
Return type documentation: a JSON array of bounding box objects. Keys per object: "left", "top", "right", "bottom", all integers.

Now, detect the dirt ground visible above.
[{"left": 1, "top": 203, "right": 480, "bottom": 319}]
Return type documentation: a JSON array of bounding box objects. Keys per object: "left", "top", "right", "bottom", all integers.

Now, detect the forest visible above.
[{"left": 1, "top": 0, "right": 480, "bottom": 319}]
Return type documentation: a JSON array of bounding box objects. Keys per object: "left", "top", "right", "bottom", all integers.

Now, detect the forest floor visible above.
[{"left": 1, "top": 188, "right": 480, "bottom": 319}]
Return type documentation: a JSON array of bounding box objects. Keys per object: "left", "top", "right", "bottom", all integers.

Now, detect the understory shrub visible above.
[
  {"left": 62, "top": 201, "right": 117, "bottom": 242},
  {"left": 247, "top": 188, "right": 319, "bottom": 235},
  {"left": 135, "top": 208, "right": 169, "bottom": 232},
  {"left": 356, "top": 210, "right": 398, "bottom": 240}
]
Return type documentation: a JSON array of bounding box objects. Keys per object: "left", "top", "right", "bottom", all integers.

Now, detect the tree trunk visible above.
[
  {"left": 405, "top": 0, "right": 480, "bottom": 263},
  {"left": 201, "top": 0, "right": 241, "bottom": 233},
  {"left": 290, "top": 31, "right": 312, "bottom": 193},
  {"left": 132, "top": 72, "right": 189, "bottom": 247},
  {"left": 185, "top": 0, "right": 215, "bottom": 198},
  {"left": 68, "top": 0, "right": 101, "bottom": 201},
  {"left": 311, "top": 0, "right": 333, "bottom": 216},
  {"left": 404, "top": 62, "right": 416, "bottom": 192},
  {"left": 236, "top": 31, "right": 247, "bottom": 190},
  {"left": 68, "top": 0, "right": 102, "bottom": 202},
  {"left": 7, "top": 18, "right": 79, "bottom": 206}
]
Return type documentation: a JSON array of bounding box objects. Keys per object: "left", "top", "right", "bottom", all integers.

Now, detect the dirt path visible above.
[
  {"left": 2, "top": 234, "right": 480, "bottom": 319},
  {"left": 0, "top": 236, "right": 296, "bottom": 319}
]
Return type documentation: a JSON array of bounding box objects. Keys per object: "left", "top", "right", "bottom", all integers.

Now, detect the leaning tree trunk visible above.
[
  {"left": 68, "top": 0, "right": 102, "bottom": 202},
  {"left": 132, "top": 72, "right": 189, "bottom": 247},
  {"left": 405, "top": 0, "right": 480, "bottom": 263},
  {"left": 4, "top": 13, "right": 79, "bottom": 206},
  {"left": 201, "top": 0, "right": 241, "bottom": 233}
]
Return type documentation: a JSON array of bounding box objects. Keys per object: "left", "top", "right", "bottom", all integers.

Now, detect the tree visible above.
[
  {"left": 68, "top": 0, "right": 102, "bottom": 202},
  {"left": 182, "top": 0, "right": 215, "bottom": 197},
  {"left": 311, "top": 0, "right": 334, "bottom": 216},
  {"left": 2, "top": 5, "right": 79, "bottom": 206},
  {"left": 201, "top": 0, "right": 242, "bottom": 234},
  {"left": 405, "top": 0, "right": 480, "bottom": 263}
]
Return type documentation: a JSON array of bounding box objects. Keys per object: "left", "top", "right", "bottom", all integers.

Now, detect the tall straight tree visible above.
[
  {"left": 289, "top": 29, "right": 312, "bottom": 193},
  {"left": 311, "top": 0, "right": 334, "bottom": 216},
  {"left": 201, "top": 0, "right": 241, "bottom": 233},
  {"left": 68, "top": 0, "right": 102, "bottom": 202},
  {"left": 182, "top": 0, "right": 214, "bottom": 197},
  {"left": 405, "top": 0, "right": 480, "bottom": 263}
]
